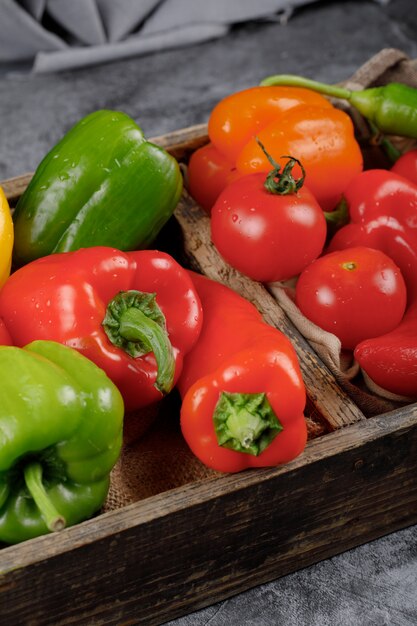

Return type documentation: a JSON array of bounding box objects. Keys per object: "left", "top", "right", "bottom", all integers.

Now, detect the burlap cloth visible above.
[
  {"left": 104, "top": 391, "right": 327, "bottom": 512},
  {"left": 103, "top": 393, "right": 219, "bottom": 513},
  {"left": 105, "top": 49, "right": 417, "bottom": 513}
]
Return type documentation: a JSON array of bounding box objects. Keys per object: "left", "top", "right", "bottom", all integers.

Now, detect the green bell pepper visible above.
[
  {"left": 0, "top": 340, "right": 124, "bottom": 544},
  {"left": 12, "top": 109, "right": 183, "bottom": 267}
]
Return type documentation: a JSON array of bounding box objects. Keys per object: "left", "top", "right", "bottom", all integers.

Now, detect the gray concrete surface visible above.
[{"left": 1, "top": 1, "right": 417, "bottom": 624}]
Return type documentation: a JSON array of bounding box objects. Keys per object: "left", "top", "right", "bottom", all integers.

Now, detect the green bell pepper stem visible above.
[
  {"left": 24, "top": 462, "right": 66, "bottom": 532},
  {"left": 260, "top": 74, "right": 417, "bottom": 138},
  {"left": 118, "top": 307, "right": 175, "bottom": 395},
  {"left": 213, "top": 391, "right": 283, "bottom": 456}
]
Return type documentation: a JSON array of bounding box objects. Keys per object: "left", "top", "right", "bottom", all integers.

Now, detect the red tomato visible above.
[
  {"left": 210, "top": 169, "right": 327, "bottom": 283},
  {"left": 391, "top": 149, "right": 417, "bottom": 186},
  {"left": 187, "top": 143, "right": 243, "bottom": 214},
  {"left": 295, "top": 247, "right": 407, "bottom": 350}
]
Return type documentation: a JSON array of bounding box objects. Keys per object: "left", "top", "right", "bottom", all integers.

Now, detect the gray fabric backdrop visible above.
[{"left": 0, "top": 0, "right": 377, "bottom": 73}]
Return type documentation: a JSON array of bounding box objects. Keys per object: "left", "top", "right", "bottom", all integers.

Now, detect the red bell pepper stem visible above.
[
  {"left": 214, "top": 391, "right": 283, "bottom": 455},
  {"left": 103, "top": 290, "right": 175, "bottom": 394},
  {"left": 24, "top": 462, "right": 66, "bottom": 532},
  {"left": 118, "top": 308, "right": 175, "bottom": 394},
  {"left": 323, "top": 197, "right": 349, "bottom": 233}
]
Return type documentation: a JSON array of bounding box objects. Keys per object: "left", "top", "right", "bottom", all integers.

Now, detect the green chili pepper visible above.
[
  {"left": 0, "top": 340, "right": 124, "bottom": 544},
  {"left": 260, "top": 74, "right": 417, "bottom": 139},
  {"left": 12, "top": 109, "right": 183, "bottom": 267}
]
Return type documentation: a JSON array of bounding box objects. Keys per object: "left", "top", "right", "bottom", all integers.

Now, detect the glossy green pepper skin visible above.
[
  {"left": 0, "top": 340, "right": 124, "bottom": 544},
  {"left": 12, "top": 110, "right": 183, "bottom": 267}
]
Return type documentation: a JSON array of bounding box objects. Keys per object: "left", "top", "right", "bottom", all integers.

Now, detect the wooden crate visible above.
[{"left": 1, "top": 48, "right": 417, "bottom": 626}]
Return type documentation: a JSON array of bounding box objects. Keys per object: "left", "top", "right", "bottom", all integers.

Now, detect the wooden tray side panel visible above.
[{"left": 1, "top": 409, "right": 417, "bottom": 626}]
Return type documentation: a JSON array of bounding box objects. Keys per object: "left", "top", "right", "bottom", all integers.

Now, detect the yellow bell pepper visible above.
[{"left": 0, "top": 186, "right": 13, "bottom": 287}]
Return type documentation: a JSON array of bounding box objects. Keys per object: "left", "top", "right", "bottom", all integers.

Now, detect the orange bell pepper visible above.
[{"left": 188, "top": 86, "right": 363, "bottom": 212}]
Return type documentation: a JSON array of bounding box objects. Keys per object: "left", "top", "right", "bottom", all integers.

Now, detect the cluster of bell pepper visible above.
[
  {"left": 0, "top": 107, "right": 311, "bottom": 544},
  {"left": 0, "top": 110, "right": 204, "bottom": 544},
  {"left": 4, "top": 73, "right": 417, "bottom": 544}
]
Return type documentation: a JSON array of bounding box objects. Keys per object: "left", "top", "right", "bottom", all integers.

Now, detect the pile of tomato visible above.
[{"left": 188, "top": 84, "right": 417, "bottom": 399}]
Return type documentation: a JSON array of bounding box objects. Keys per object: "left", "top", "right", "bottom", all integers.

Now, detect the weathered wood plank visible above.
[
  {"left": 1, "top": 406, "right": 416, "bottom": 625},
  {"left": 1, "top": 172, "right": 33, "bottom": 205}
]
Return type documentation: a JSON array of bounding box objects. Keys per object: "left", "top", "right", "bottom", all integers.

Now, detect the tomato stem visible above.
[
  {"left": 341, "top": 261, "right": 357, "bottom": 271},
  {"left": 256, "top": 138, "right": 305, "bottom": 195}
]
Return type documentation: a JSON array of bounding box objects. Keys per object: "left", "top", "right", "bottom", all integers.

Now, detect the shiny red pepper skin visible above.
[
  {"left": 0, "top": 247, "right": 202, "bottom": 411},
  {"left": 178, "top": 272, "right": 307, "bottom": 473},
  {"left": 391, "top": 149, "right": 417, "bottom": 186},
  {"left": 328, "top": 170, "right": 417, "bottom": 397}
]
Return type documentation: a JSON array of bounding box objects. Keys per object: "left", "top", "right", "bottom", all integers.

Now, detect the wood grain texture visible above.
[
  {"left": 1, "top": 80, "right": 417, "bottom": 625},
  {"left": 1, "top": 406, "right": 417, "bottom": 625}
]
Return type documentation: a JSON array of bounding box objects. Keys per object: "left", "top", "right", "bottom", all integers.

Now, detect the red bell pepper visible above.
[
  {"left": 328, "top": 169, "right": 417, "bottom": 397},
  {"left": 178, "top": 272, "right": 307, "bottom": 473},
  {"left": 0, "top": 247, "right": 202, "bottom": 411},
  {"left": 391, "top": 148, "right": 417, "bottom": 187}
]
